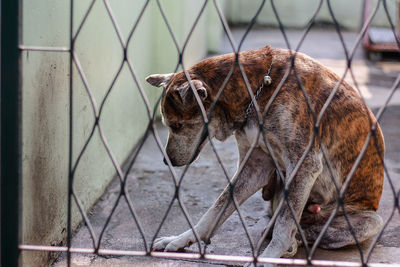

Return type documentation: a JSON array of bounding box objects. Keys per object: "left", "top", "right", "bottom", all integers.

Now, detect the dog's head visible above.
[
  {"left": 146, "top": 71, "right": 230, "bottom": 166},
  {"left": 146, "top": 47, "right": 272, "bottom": 166}
]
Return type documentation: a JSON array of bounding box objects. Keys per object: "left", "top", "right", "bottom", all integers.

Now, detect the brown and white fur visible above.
[{"left": 146, "top": 46, "right": 384, "bottom": 266}]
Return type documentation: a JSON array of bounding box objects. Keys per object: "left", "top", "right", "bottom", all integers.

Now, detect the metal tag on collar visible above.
[{"left": 264, "top": 75, "right": 272, "bottom": 85}]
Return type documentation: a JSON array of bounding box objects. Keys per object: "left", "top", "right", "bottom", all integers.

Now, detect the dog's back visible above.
[{"left": 267, "top": 48, "right": 384, "bottom": 218}]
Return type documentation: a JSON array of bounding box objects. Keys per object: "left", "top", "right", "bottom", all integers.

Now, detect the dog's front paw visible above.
[
  {"left": 153, "top": 235, "right": 193, "bottom": 252},
  {"left": 153, "top": 236, "right": 175, "bottom": 251}
]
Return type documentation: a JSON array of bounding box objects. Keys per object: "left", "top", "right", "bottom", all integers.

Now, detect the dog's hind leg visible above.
[
  {"left": 256, "top": 152, "right": 323, "bottom": 266},
  {"left": 304, "top": 209, "right": 383, "bottom": 249},
  {"left": 153, "top": 143, "right": 275, "bottom": 252}
]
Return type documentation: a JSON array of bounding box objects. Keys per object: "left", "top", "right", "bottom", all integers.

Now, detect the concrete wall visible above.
[
  {"left": 21, "top": 0, "right": 224, "bottom": 266},
  {"left": 226, "top": 0, "right": 398, "bottom": 30}
]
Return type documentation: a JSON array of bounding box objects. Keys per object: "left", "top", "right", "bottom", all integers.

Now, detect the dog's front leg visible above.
[
  {"left": 153, "top": 147, "right": 274, "bottom": 252},
  {"left": 255, "top": 152, "right": 323, "bottom": 267}
]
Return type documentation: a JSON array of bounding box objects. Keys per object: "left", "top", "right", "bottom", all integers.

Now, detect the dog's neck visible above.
[
  {"left": 244, "top": 62, "right": 273, "bottom": 121},
  {"left": 193, "top": 46, "right": 274, "bottom": 130}
]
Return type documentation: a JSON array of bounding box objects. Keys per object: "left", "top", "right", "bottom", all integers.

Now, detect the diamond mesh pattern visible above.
[{"left": 19, "top": 0, "right": 400, "bottom": 266}]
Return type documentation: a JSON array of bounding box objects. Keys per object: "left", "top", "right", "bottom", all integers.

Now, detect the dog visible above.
[{"left": 146, "top": 46, "right": 384, "bottom": 266}]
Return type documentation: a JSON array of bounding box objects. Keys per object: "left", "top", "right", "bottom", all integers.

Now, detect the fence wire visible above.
[{"left": 18, "top": 0, "right": 400, "bottom": 266}]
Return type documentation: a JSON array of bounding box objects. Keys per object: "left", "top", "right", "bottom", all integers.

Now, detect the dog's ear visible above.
[
  {"left": 176, "top": 80, "right": 208, "bottom": 104},
  {"left": 146, "top": 73, "right": 175, "bottom": 87}
]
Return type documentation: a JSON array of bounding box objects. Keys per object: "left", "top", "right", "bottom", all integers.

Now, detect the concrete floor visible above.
[{"left": 55, "top": 27, "right": 400, "bottom": 266}]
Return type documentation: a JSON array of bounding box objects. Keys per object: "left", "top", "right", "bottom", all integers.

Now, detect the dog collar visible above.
[{"left": 244, "top": 63, "right": 272, "bottom": 119}]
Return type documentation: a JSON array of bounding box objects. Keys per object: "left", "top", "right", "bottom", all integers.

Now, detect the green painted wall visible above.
[
  {"left": 21, "top": 0, "right": 224, "bottom": 266},
  {"left": 226, "top": 0, "right": 398, "bottom": 30}
]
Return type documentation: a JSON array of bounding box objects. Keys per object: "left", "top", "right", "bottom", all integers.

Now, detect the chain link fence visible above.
[{"left": 12, "top": 0, "right": 400, "bottom": 266}]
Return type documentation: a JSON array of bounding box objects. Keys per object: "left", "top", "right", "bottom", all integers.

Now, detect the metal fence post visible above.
[{"left": 1, "top": 0, "right": 22, "bottom": 266}]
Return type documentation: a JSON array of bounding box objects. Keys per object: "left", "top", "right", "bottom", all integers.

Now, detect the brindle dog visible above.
[{"left": 146, "top": 46, "right": 384, "bottom": 266}]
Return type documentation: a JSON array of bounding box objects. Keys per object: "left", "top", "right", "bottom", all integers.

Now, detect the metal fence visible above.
[{"left": 1, "top": 0, "right": 400, "bottom": 266}]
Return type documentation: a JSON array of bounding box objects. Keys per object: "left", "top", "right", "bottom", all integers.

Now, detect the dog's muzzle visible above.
[
  {"left": 163, "top": 156, "right": 182, "bottom": 166},
  {"left": 163, "top": 130, "right": 208, "bottom": 167}
]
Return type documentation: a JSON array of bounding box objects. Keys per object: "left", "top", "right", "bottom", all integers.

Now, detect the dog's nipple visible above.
[{"left": 307, "top": 204, "right": 321, "bottom": 214}]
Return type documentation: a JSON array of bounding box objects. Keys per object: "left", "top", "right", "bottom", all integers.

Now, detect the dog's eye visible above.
[{"left": 169, "top": 122, "right": 182, "bottom": 132}]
